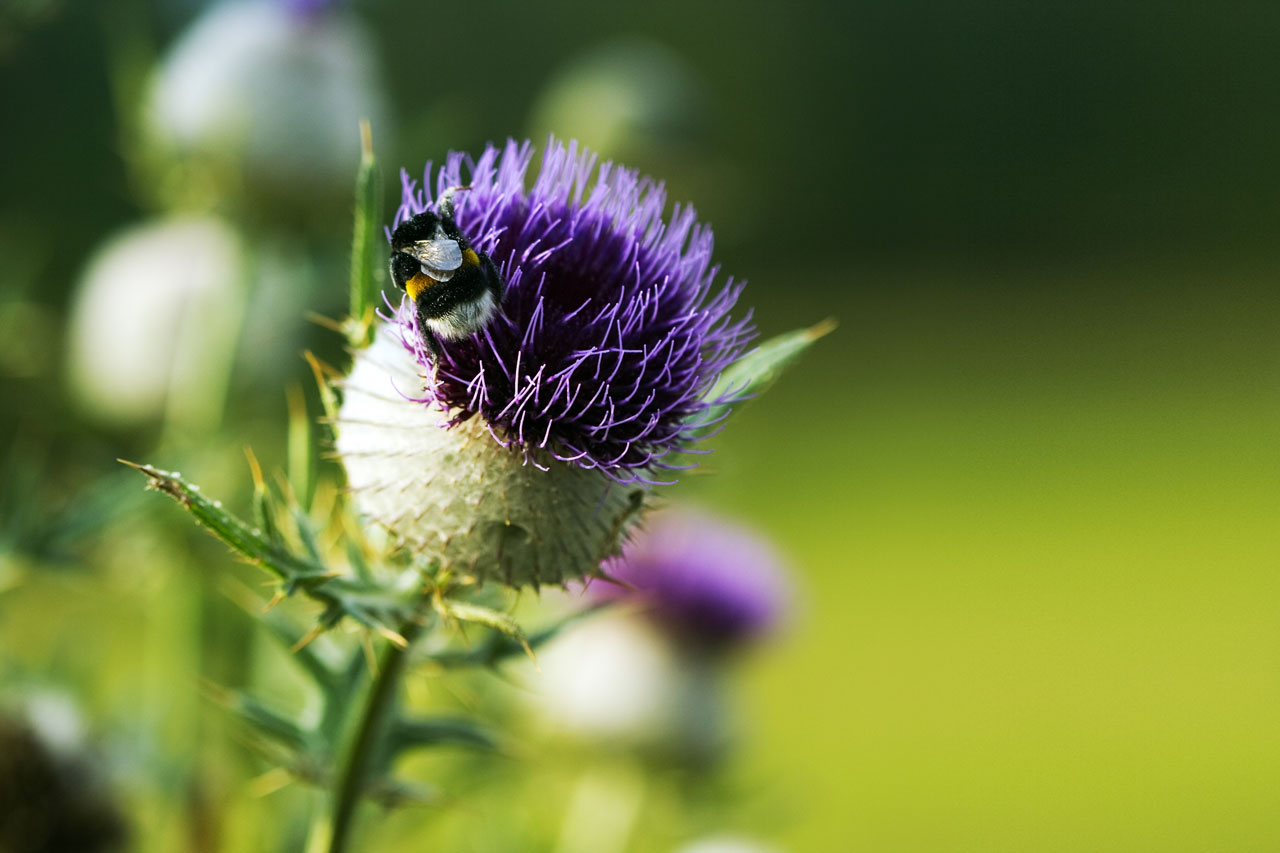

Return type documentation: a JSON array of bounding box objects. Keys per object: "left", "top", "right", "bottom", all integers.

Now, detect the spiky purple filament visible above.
[{"left": 390, "top": 139, "right": 754, "bottom": 484}]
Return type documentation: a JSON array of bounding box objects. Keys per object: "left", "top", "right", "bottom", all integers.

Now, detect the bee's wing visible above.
[{"left": 401, "top": 238, "right": 463, "bottom": 278}]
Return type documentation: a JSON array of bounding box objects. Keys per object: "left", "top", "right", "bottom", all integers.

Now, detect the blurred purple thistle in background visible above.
[
  {"left": 281, "top": 0, "right": 337, "bottom": 20},
  {"left": 593, "top": 510, "right": 790, "bottom": 653}
]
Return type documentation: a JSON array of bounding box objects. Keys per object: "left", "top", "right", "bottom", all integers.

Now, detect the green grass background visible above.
[{"left": 695, "top": 257, "right": 1280, "bottom": 850}]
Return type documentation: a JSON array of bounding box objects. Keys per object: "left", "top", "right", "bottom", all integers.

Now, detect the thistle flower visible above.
[
  {"left": 392, "top": 139, "right": 752, "bottom": 477},
  {"left": 282, "top": 0, "right": 339, "bottom": 20},
  {"left": 337, "top": 140, "right": 754, "bottom": 587},
  {"left": 593, "top": 510, "right": 790, "bottom": 653}
]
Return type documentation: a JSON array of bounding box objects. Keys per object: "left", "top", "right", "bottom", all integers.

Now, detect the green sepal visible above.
[
  {"left": 245, "top": 449, "right": 283, "bottom": 546},
  {"left": 346, "top": 537, "right": 373, "bottom": 583},
  {"left": 290, "top": 502, "right": 324, "bottom": 564},
  {"left": 433, "top": 599, "right": 533, "bottom": 662},
  {"left": 304, "top": 351, "right": 340, "bottom": 428},
  {"left": 696, "top": 317, "right": 836, "bottom": 429},
  {"left": 286, "top": 383, "right": 316, "bottom": 510},
  {"left": 426, "top": 602, "right": 608, "bottom": 669}
]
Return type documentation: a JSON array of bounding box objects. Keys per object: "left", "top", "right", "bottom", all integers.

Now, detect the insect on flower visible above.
[{"left": 388, "top": 186, "right": 505, "bottom": 357}]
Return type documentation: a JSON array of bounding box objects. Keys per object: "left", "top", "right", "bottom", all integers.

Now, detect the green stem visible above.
[
  {"left": 347, "top": 118, "right": 382, "bottom": 349},
  {"left": 326, "top": 618, "right": 423, "bottom": 853}
]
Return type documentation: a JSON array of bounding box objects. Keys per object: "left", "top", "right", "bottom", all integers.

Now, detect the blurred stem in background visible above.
[
  {"left": 346, "top": 119, "right": 382, "bottom": 350},
  {"left": 554, "top": 761, "right": 648, "bottom": 853},
  {"left": 322, "top": 614, "right": 423, "bottom": 853}
]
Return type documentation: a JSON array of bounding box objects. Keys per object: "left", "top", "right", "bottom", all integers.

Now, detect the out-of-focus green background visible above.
[{"left": 2, "top": 1, "right": 1278, "bottom": 850}]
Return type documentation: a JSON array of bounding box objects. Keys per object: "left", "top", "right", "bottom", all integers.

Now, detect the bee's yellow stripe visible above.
[
  {"left": 463, "top": 248, "right": 479, "bottom": 267},
  {"left": 405, "top": 273, "right": 434, "bottom": 301}
]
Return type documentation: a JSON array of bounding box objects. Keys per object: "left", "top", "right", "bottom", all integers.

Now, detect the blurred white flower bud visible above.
[
  {"left": 21, "top": 692, "right": 86, "bottom": 756},
  {"left": 147, "top": 0, "right": 389, "bottom": 195},
  {"left": 527, "top": 37, "right": 709, "bottom": 162},
  {"left": 531, "top": 613, "right": 727, "bottom": 762},
  {"left": 66, "top": 216, "right": 244, "bottom": 427}
]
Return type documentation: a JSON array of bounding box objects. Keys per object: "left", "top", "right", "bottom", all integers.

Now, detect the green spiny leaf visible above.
[
  {"left": 388, "top": 716, "right": 500, "bottom": 754},
  {"left": 696, "top": 317, "right": 836, "bottom": 429},
  {"left": 122, "top": 460, "right": 329, "bottom": 585},
  {"left": 326, "top": 646, "right": 371, "bottom": 736},
  {"left": 365, "top": 778, "right": 441, "bottom": 809},
  {"left": 319, "top": 577, "right": 420, "bottom": 635},
  {"left": 124, "top": 460, "right": 419, "bottom": 636},
  {"left": 207, "top": 684, "right": 314, "bottom": 754},
  {"left": 222, "top": 578, "right": 341, "bottom": 694}
]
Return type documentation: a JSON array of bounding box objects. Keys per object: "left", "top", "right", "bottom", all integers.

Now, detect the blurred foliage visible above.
[{"left": 1, "top": 0, "right": 1279, "bottom": 850}]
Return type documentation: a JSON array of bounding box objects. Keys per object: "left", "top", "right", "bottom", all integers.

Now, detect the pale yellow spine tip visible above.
[{"left": 359, "top": 119, "right": 373, "bottom": 162}]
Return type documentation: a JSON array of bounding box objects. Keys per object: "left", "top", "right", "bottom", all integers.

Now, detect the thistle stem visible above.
[{"left": 326, "top": 618, "right": 423, "bottom": 853}]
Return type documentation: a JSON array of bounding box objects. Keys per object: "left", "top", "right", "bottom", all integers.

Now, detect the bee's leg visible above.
[
  {"left": 419, "top": 327, "right": 445, "bottom": 386},
  {"left": 412, "top": 299, "right": 443, "bottom": 360},
  {"left": 419, "top": 326, "right": 443, "bottom": 361},
  {"left": 436, "top": 185, "right": 472, "bottom": 219},
  {"left": 480, "top": 251, "right": 505, "bottom": 303}
]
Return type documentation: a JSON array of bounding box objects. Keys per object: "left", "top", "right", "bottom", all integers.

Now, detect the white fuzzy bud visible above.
[
  {"left": 531, "top": 613, "right": 728, "bottom": 759},
  {"left": 147, "top": 0, "right": 389, "bottom": 192},
  {"left": 66, "top": 216, "right": 244, "bottom": 427},
  {"left": 335, "top": 328, "right": 645, "bottom": 587}
]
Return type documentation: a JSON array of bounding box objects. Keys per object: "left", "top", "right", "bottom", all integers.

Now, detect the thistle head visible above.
[
  {"left": 337, "top": 140, "right": 754, "bottom": 587},
  {"left": 390, "top": 138, "right": 754, "bottom": 481}
]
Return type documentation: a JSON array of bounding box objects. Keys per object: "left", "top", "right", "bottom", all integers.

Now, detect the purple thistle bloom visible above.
[
  {"left": 594, "top": 511, "right": 790, "bottom": 652},
  {"left": 281, "top": 0, "right": 338, "bottom": 20},
  {"left": 389, "top": 139, "right": 754, "bottom": 484}
]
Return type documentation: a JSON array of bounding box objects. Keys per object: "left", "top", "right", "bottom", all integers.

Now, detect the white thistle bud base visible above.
[{"left": 335, "top": 328, "right": 645, "bottom": 588}]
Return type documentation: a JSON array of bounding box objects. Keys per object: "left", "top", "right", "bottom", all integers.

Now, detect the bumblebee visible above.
[{"left": 389, "top": 186, "right": 505, "bottom": 357}]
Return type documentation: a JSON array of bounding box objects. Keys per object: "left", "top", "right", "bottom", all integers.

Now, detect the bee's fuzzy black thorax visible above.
[{"left": 388, "top": 204, "right": 504, "bottom": 357}]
